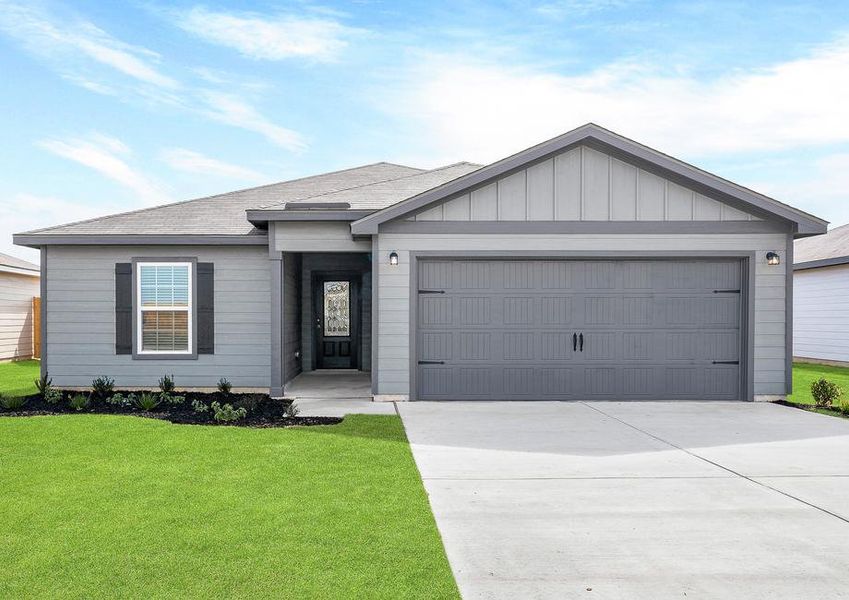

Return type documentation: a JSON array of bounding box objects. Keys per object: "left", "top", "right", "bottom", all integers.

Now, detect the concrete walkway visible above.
[{"left": 398, "top": 401, "right": 849, "bottom": 600}]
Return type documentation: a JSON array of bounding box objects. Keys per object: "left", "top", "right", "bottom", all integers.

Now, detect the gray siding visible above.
[
  {"left": 376, "top": 232, "right": 788, "bottom": 399},
  {"left": 411, "top": 145, "right": 760, "bottom": 223},
  {"left": 274, "top": 222, "right": 370, "bottom": 252},
  {"left": 45, "top": 245, "right": 270, "bottom": 388},
  {"left": 0, "top": 271, "right": 39, "bottom": 360},
  {"left": 794, "top": 264, "right": 849, "bottom": 363},
  {"left": 283, "top": 253, "right": 301, "bottom": 383}
]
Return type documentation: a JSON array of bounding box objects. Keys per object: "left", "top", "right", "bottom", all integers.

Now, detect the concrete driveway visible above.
[{"left": 398, "top": 402, "right": 849, "bottom": 600}]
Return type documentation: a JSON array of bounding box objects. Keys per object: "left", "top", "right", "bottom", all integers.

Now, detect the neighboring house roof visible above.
[
  {"left": 14, "top": 162, "right": 425, "bottom": 243},
  {"left": 795, "top": 223, "right": 849, "bottom": 270},
  {"left": 0, "top": 252, "right": 39, "bottom": 276},
  {"left": 351, "top": 123, "right": 828, "bottom": 236}
]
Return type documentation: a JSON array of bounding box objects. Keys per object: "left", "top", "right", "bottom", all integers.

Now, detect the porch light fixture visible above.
[
  {"left": 766, "top": 252, "right": 780, "bottom": 266},
  {"left": 389, "top": 251, "right": 399, "bottom": 266}
]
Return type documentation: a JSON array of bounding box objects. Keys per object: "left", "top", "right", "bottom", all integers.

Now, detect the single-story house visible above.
[
  {"left": 794, "top": 224, "right": 849, "bottom": 365},
  {"left": 0, "top": 252, "right": 40, "bottom": 361},
  {"left": 14, "top": 124, "right": 827, "bottom": 401}
]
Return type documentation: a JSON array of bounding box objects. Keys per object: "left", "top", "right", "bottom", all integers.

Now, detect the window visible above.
[
  {"left": 323, "top": 281, "right": 350, "bottom": 337},
  {"left": 137, "top": 262, "right": 192, "bottom": 354}
]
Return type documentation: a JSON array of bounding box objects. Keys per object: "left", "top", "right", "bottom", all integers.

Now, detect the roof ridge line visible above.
[
  {"left": 258, "top": 161, "right": 479, "bottom": 209},
  {"left": 20, "top": 161, "right": 425, "bottom": 235}
]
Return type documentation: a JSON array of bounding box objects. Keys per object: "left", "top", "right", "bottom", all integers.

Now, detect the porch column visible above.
[{"left": 270, "top": 251, "right": 284, "bottom": 397}]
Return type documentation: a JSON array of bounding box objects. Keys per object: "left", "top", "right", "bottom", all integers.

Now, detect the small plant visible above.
[
  {"left": 158, "top": 374, "right": 175, "bottom": 394},
  {"left": 217, "top": 378, "right": 232, "bottom": 395},
  {"left": 34, "top": 372, "right": 53, "bottom": 395},
  {"left": 91, "top": 376, "right": 115, "bottom": 400},
  {"left": 211, "top": 401, "right": 247, "bottom": 423},
  {"left": 159, "top": 392, "right": 186, "bottom": 406},
  {"left": 106, "top": 393, "right": 133, "bottom": 407},
  {"left": 43, "top": 387, "right": 62, "bottom": 405},
  {"left": 134, "top": 392, "right": 161, "bottom": 411},
  {"left": 191, "top": 399, "right": 209, "bottom": 413},
  {"left": 284, "top": 401, "right": 300, "bottom": 418},
  {"left": 0, "top": 394, "right": 27, "bottom": 410},
  {"left": 68, "top": 393, "right": 90, "bottom": 411},
  {"left": 811, "top": 378, "right": 842, "bottom": 408},
  {"left": 838, "top": 395, "right": 849, "bottom": 415}
]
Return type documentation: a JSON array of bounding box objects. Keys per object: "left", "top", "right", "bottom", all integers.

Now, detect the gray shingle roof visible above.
[
  {"left": 19, "top": 162, "right": 425, "bottom": 237},
  {"left": 0, "top": 252, "right": 39, "bottom": 273},
  {"left": 795, "top": 223, "right": 849, "bottom": 264},
  {"left": 265, "top": 162, "right": 482, "bottom": 211}
]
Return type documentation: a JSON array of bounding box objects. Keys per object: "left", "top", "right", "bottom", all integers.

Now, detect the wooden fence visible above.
[{"left": 32, "top": 296, "right": 41, "bottom": 359}]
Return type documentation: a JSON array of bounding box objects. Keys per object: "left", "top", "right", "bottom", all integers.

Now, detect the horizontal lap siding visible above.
[
  {"left": 0, "top": 272, "right": 39, "bottom": 360},
  {"left": 794, "top": 265, "right": 849, "bottom": 363},
  {"left": 376, "top": 233, "right": 788, "bottom": 397},
  {"left": 45, "top": 246, "right": 270, "bottom": 388}
]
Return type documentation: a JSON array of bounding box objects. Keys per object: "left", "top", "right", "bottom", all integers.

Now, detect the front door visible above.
[{"left": 313, "top": 275, "right": 359, "bottom": 369}]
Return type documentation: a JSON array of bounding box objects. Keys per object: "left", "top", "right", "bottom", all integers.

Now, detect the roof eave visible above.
[
  {"left": 794, "top": 256, "right": 849, "bottom": 271},
  {"left": 246, "top": 209, "right": 375, "bottom": 227},
  {"left": 13, "top": 233, "right": 269, "bottom": 248}
]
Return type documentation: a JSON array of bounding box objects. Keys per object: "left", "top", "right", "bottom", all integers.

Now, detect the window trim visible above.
[{"left": 131, "top": 257, "right": 198, "bottom": 361}]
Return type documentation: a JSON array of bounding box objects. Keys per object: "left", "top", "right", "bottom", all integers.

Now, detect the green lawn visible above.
[
  {"left": 789, "top": 361, "right": 849, "bottom": 406},
  {"left": 0, "top": 414, "right": 458, "bottom": 599},
  {"left": 0, "top": 359, "right": 40, "bottom": 396}
]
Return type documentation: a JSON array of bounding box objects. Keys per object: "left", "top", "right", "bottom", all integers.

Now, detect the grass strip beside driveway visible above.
[{"left": 0, "top": 414, "right": 458, "bottom": 599}]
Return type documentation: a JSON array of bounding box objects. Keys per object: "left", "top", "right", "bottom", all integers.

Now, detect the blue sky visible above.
[{"left": 2, "top": 0, "right": 849, "bottom": 262}]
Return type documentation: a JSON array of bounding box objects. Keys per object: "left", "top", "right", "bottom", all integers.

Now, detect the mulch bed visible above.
[
  {"left": 774, "top": 399, "right": 849, "bottom": 419},
  {"left": 0, "top": 390, "right": 341, "bottom": 428}
]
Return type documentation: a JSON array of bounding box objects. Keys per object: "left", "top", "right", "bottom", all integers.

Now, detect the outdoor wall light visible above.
[
  {"left": 389, "top": 251, "right": 399, "bottom": 266},
  {"left": 766, "top": 251, "right": 780, "bottom": 266}
]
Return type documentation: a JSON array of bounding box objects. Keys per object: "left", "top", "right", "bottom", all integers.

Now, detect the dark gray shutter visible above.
[
  {"left": 197, "top": 262, "right": 214, "bottom": 354},
  {"left": 115, "top": 263, "right": 132, "bottom": 355}
]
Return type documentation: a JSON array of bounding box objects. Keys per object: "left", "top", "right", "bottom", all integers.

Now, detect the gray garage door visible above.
[{"left": 415, "top": 259, "right": 743, "bottom": 401}]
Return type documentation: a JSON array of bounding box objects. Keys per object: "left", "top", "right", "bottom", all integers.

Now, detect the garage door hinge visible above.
[
  {"left": 712, "top": 289, "right": 741, "bottom": 293},
  {"left": 418, "top": 289, "right": 445, "bottom": 294},
  {"left": 712, "top": 360, "right": 740, "bottom": 364}
]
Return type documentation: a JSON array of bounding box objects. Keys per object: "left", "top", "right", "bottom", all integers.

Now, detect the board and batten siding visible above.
[
  {"left": 376, "top": 233, "right": 788, "bottom": 399},
  {"left": 44, "top": 245, "right": 271, "bottom": 388},
  {"left": 412, "top": 146, "right": 760, "bottom": 223},
  {"left": 0, "top": 271, "right": 40, "bottom": 360},
  {"left": 794, "top": 264, "right": 849, "bottom": 363}
]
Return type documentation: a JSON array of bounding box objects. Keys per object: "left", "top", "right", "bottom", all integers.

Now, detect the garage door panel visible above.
[{"left": 415, "top": 259, "right": 743, "bottom": 401}]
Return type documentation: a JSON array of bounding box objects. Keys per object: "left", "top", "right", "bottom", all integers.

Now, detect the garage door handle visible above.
[
  {"left": 713, "top": 289, "right": 741, "bottom": 294},
  {"left": 579, "top": 333, "right": 584, "bottom": 352},
  {"left": 573, "top": 333, "right": 577, "bottom": 351},
  {"left": 418, "top": 360, "right": 445, "bottom": 365},
  {"left": 712, "top": 360, "right": 739, "bottom": 364},
  {"left": 418, "top": 290, "right": 445, "bottom": 294}
]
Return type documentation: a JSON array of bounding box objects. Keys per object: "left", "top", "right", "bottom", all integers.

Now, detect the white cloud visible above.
[
  {"left": 0, "top": 193, "right": 124, "bottom": 261},
  {"left": 536, "top": 0, "right": 636, "bottom": 18},
  {"left": 201, "top": 92, "right": 306, "bottom": 151},
  {"left": 160, "top": 148, "right": 267, "bottom": 181},
  {"left": 37, "top": 133, "right": 170, "bottom": 205},
  {"left": 0, "top": 1, "right": 178, "bottom": 89},
  {"left": 379, "top": 36, "right": 849, "bottom": 165},
  {"left": 174, "top": 7, "right": 360, "bottom": 62}
]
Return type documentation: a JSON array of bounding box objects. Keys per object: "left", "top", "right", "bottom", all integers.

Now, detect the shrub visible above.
[
  {"left": 43, "top": 387, "right": 62, "bottom": 405},
  {"left": 191, "top": 399, "right": 209, "bottom": 413},
  {"left": 68, "top": 393, "right": 90, "bottom": 411},
  {"left": 106, "top": 393, "right": 133, "bottom": 407},
  {"left": 159, "top": 392, "right": 185, "bottom": 406},
  {"left": 284, "top": 401, "right": 300, "bottom": 418},
  {"left": 158, "top": 374, "right": 175, "bottom": 394},
  {"left": 211, "top": 401, "right": 247, "bottom": 422},
  {"left": 838, "top": 395, "right": 849, "bottom": 415},
  {"left": 217, "top": 378, "right": 232, "bottom": 395},
  {"left": 34, "top": 372, "right": 52, "bottom": 395},
  {"left": 811, "top": 378, "right": 842, "bottom": 408},
  {"left": 91, "top": 376, "right": 115, "bottom": 400},
  {"left": 0, "top": 394, "right": 27, "bottom": 410},
  {"left": 134, "top": 392, "right": 161, "bottom": 411}
]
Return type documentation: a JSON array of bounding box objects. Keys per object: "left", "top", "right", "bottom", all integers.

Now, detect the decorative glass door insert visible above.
[{"left": 323, "top": 281, "right": 350, "bottom": 337}]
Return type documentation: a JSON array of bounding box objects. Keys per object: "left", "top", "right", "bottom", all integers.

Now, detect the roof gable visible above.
[{"left": 351, "top": 124, "right": 827, "bottom": 236}]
